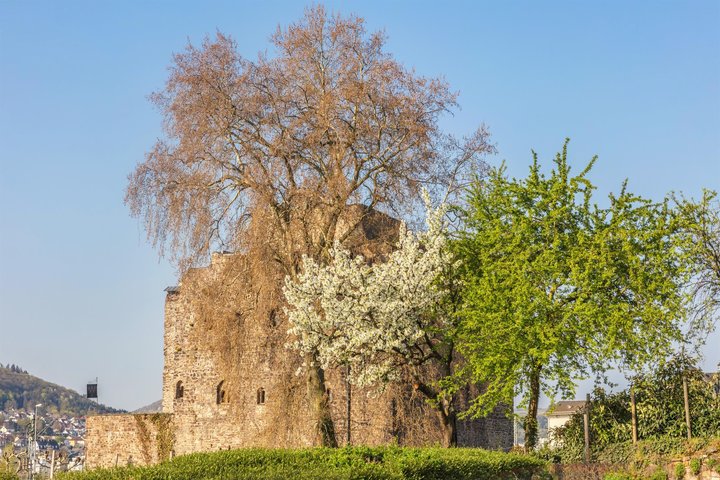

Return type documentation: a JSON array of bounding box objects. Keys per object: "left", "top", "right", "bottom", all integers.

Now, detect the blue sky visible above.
[{"left": 0, "top": 1, "right": 718, "bottom": 411}]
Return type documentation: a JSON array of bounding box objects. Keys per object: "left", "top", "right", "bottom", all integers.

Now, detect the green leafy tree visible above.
[{"left": 453, "top": 140, "right": 689, "bottom": 448}]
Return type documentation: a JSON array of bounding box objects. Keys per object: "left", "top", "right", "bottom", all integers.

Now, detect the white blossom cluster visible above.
[{"left": 283, "top": 198, "right": 452, "bottom": 388}]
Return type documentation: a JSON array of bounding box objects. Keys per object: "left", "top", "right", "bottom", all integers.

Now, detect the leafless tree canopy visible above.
[
  {"left": 126, "top": 6, "right": 492, "bottom": 272},
  {"left": 676, "top": 191, "right": 720, "bottom": 336}
]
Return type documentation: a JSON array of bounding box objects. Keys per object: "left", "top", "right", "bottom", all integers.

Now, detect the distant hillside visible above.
[
  {"left": 0, "top": 364, "right": 123, "bottom": 416},
  {"left": 133, "top": 399, "right": 162, "bottom": 413}
]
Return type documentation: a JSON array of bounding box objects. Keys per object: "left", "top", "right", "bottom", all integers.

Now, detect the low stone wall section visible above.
[{"left": 85, "top": 413, "right": 175, "bottom": 469}]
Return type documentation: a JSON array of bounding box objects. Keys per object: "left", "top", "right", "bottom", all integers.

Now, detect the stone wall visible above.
[{"left": 85, "top": 414, "right": 174, "bottom": 469}]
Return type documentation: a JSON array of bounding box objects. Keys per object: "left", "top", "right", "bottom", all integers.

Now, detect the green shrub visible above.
[
  {"left": 707, "top": 457, "right": 719, "bottom": 472},
  {"left": 689, "top": 458, "right": 701, "bottom": 475},
  {"left": 637, "top": 437, "right": 687, "bottom": 457},
  {"left": 57, "top": 447, "right": 546, "bottom": 480},
  {"left": 0, "top": 472, "right": 19, "bottom": 480},
  {"left": 595, "top": 440, "right": 635, "bottom": 464},
  {"left": 648, "top": 470, "right": 668, "bottom": 480},
  {"left": 673, "top": 462, "right": 685, "bottom": 479}
]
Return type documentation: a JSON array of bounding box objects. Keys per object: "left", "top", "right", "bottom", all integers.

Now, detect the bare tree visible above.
[
  {"left": 675, "top": 190, "right": 720, "bottom": 337},
  {"left": 126, "top": 6, "right": 492, "bottom": 446}
]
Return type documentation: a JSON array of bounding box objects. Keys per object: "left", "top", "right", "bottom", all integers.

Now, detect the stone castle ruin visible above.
[{"left": 85, "top": 208, "right": 512, "bottom": 468}]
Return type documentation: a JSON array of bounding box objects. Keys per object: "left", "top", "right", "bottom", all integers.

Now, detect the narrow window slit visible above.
[
  {"left": 175, "top": 380, "right": 184, "bottom": 399},
  {"left": 217, "top": 380, "right": 228, "bottom": 404}
]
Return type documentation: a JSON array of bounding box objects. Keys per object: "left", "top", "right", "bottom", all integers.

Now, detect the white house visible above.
[{"left": 546, "top": 400, "right": 587, "bottom": 444}]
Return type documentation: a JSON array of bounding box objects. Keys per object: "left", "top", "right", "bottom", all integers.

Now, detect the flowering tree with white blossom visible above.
[{"left": 283, "top": 199, "right": 464, "bottom": 446}]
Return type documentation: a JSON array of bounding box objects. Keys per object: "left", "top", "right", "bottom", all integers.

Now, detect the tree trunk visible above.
[
  {"left": 524, "top": 366, "right": 541, "bottom": 450},
  {"left": 416, "top": 382, "right": 457, "bottom": 447},
  {"left": 306, "top": 357, "right": 338, "bottom": 447},
  {"left": 439, "top": 406, "right": 458, "bottom": 447}
]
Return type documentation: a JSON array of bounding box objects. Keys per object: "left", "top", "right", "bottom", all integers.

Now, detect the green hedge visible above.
[{"left": 59, "top": 447, "right": 546, "bottom": 480}]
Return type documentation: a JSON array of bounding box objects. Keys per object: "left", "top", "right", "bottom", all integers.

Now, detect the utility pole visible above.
[
  {"left": 30, "top": 404, "right": 42, "bottom": 480},
  {"left": 25, "top": 427, "right": 30, "bottom": 480}
]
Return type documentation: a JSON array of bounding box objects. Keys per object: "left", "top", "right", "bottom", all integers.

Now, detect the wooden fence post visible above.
[
  {"left": 630, "top": 386, "right": 638, "bottom": 445},
  {"left": 683, "top": 374, "right": 692, "bottom": 439},
  {"left": 583, "top": 393, "right": 591, "bottom": 463}
]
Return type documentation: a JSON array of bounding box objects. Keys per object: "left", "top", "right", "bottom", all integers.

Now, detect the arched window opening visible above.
[
  {"left": 256, "top": 387, "right": 265, "bottom": 405},
  {"left": 269, "top": 309, "right": 278, "bottom": 327},
  {"left": 175, "top": 381, "right": 184, "bottom": 400},
  {"left": 217, "top": 381, "right": 228, "bottom": 404}
]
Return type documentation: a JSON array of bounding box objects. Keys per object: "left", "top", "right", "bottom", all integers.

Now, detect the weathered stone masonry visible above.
[
  {"left": 86, "top": 218, "right": 513, "bottom": 468},
  {"left": 85, "top": 414, "right": 174, "bottom": 468}
]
